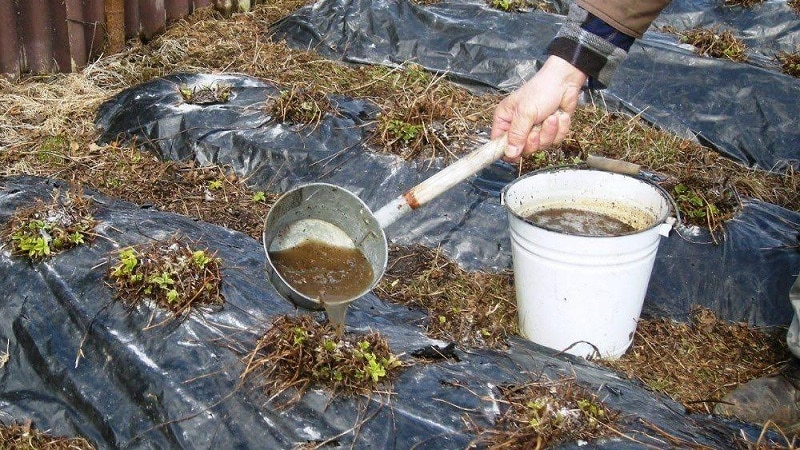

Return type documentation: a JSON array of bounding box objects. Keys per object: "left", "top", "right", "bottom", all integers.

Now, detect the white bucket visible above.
[{"left": 503, "top": 168, "right": 674, "bottom": 359}]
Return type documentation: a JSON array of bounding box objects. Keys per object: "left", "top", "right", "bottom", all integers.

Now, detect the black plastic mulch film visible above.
[{"left": 1, "top": 0, "right": 798, "bottom": 448}]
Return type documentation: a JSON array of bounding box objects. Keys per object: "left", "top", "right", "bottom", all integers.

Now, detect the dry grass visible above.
[
  {"left": 377, "top": 245, "right": 792, "bottom": 422},
  {"left": 0, "top": 421, "right": 95, "bottom": 449},
  {"left": 724, "top": 0, "right": 765, "bottom": 7},
  {"left": 376, "top": 245, "right": 517, "bottom": 348},
  {"left": 778, "top": 51, "right": 800, "bottom": 77},
  {"left": 791, "top": 0, "right": 800, "bottom": 13},
  {"left": 267, "top": 85, "right": 336, "bottom": 128},
  {"left": 369, "top": 64, "right": 489, "bottom": 160},
  {"left": 666, "top": 26, "right": 748, "bottom": 61},
  {"left": 471, "top": 377, "right": 617, "bottom": 448},
  {"left": 601, "top": 307, "right": 792, "bottom": 415},
  {"left": 239, "top": 314, "right": 402, "bottom": 403},
  {"left": 1, "top": 2, "right": 796, "bottom": 234}
]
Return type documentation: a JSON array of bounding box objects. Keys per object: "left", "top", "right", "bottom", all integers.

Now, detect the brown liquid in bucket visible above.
[
  {"left": 269, "top": 240, "right": 374, "bottom": 304},
  {"left": 526, "top": 207, "right": 636, "bottom": 236}
]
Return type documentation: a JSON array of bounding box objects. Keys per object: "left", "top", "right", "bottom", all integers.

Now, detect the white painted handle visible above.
[{"left": 373, "top": 134, "right": 508, "bottom": 229}]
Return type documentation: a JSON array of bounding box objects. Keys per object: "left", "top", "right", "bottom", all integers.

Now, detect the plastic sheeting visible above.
[
  {"left": 269, "top": 0, "right": 800, "bottom": 171},
  {"left": 0, "top": 175, "right": 772, "bottom": 448},
  {"left": 95, "top": 73, "right": 800, "bottom": 327}
]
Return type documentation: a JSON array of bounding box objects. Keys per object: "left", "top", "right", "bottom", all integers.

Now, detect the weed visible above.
[
  {"left": 37, "top": 135, "right": 69, "bottom": 164},
  {"left": 240, "top": 315, "right": 403, "bottom": 400},
  {"left": 178, "top": 82, "right": 231, "bottom": 105},
  {"left": 207, "top": 179, "right": 223, "bottom": 190},
  {"left": 777, "top": 51, "right": 800, "bottom": 77},
  {"left": 107, "top": 238, "right": 224, "bottom": 317},
  {"left": 4, "top": 186, "right": 97, "bottom": 261},
  {"left": 385, "top": 119, "right": 424, "bottom": 144},
  {"left": 472, "top": 378, "right": 616, "bottom": 448},
  {"left": 252, "top": 191, "right": 267, "bottom": 202}
]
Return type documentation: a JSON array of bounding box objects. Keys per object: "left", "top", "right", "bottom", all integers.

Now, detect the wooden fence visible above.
[{"left": 0, "top": 0, "right": 261, "bottom": 77}]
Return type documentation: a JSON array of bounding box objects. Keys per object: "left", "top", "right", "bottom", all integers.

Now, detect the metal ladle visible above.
[{"left": 263, "top": 134, "right": 508, "bottom": 327}]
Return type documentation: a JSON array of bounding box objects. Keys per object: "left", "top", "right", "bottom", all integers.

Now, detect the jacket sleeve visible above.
[
  {"left": 545, "top": 1, "right": 671, "bottom": 88},
  {"left": 577, "top": 0, "right": 672, "bottom": 38}
]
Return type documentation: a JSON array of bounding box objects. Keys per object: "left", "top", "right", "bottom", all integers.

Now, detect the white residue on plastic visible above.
[
  {"left": 108, "top": 328, "right": 160, "bottom": 371},
  {"left": 484, "top": 382, "right": 501, "bottom": 420}
]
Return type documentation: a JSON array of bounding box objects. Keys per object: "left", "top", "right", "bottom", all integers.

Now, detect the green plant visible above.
[
  {"left": 191, "top": 250, "right": 212, "bottom": 268},
  {"left": 252, "top": 191, "right": 266, "bottom": 202},
  {"left": 244, "top": 315, "right": 403, "bottom": 398},
  {"left": 488, "top": 0, "right": 526, "bottom": 11},
  {"left": 674, "top": 184, "right": 719, "bottom": 220},
  {"left": 107, "top": 238, "right": 224, "bottom": 316},
  {"left": 386, "top": 119, "right": 423, "bottom": 144},
  {"left": 577, "top": 398, "right": 606, "bottom": 424},
  {"left": 179, "top": 83, "right": 231, "bottom": 104},
  {"left": 208, "top": 179, "right": 223, "bottom": 190},
  {"left": 37, "top": 135, "right": 69, "bottom": 163},
  {"left": 5, "top": 188, "right": 97, "bottom": 261},
  {"left": 111, "top": 248, "right": 139, "bottom": 277}
]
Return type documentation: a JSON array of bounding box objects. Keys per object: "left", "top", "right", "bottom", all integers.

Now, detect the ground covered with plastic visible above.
[{"left": 1, "top": 0, "right": 799, "bottom": 448}]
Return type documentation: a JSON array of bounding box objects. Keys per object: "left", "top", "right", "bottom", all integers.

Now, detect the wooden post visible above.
[{"left": 104, "top": 0, "right": 125, "bottom": 53}]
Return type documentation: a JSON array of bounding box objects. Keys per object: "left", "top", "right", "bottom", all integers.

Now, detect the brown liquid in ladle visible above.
[{"left": 269, "top": 240, "right": 374, "bottom": 304}]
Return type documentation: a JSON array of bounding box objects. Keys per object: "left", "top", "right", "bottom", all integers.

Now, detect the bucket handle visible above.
[{"left": 585, "top": 154, "right": 682, "bottom": 233}]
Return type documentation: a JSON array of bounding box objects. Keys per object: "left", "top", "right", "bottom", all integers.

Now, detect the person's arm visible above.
[{"left": 492, "top": 1, "right": 671, "bottom": 161}]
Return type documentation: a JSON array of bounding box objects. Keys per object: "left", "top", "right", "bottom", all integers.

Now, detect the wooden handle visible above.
[
  {"left": 586, "top": 154, "right": 641, "bottom": 176},
  {"left": 372, "top": 134, "right": 508, "bottom": 230},
  {"left": 406, "top": 134, "right": 508, "bottom": 208}
]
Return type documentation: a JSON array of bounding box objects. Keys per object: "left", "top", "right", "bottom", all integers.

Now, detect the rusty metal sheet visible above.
[
  {"left": 19, "top": 0, "right": 55, "bottom": 74},
  {"left": 0, "top": 0, "right": 21, "bottom": 76},
  {"left": 167, "top": 0, "right": 190, "bottom": 22},
  {"left": 139, "top": 0, "right": 167, "bottom": 41}
]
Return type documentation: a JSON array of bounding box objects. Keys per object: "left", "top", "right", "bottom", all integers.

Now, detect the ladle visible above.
[{"left": 263, "top": 134, "right": 508, "bottom": 327}]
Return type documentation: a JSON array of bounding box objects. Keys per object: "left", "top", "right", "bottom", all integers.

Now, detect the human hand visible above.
[{"left": 491, "top": 55, "right": 588, "bottom": 162}]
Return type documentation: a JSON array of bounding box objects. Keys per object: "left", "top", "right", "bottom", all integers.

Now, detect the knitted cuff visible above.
[{"left": 545, "top": 3, "right": 634, "bottom": 89}]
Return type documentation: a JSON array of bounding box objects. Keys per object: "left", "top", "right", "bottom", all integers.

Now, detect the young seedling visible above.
[
  {"left": 241, "top": 315, "right": 403, "bottom": 401},
  {"left": 178, "top": 83, "right": 232, "bottom": 105},
  {"left": 487, "top": 0, "right": 528, "bottom": 12},
  {"left": 107, "top": 238, "right": 224, "bottom": 319},
  {"left": 369, "top": 63, "right": 474, "bottom": 161},
  {"left": 4, "top": 186, "right": 97, "bottom": 261}
]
